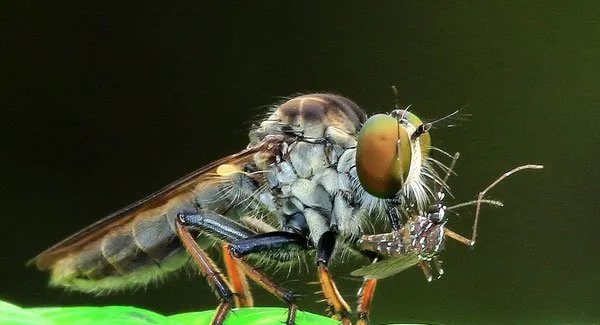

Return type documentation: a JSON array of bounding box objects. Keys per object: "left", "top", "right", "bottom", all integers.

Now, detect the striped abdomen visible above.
[
  {"left": 43, "top": 170, "right": 263, "bottom": 293},
  {"left": 48, "top": 206, "right": 193, "bottom": 293}
]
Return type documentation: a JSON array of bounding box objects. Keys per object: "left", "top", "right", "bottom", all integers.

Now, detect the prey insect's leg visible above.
[
  {"left": 470, "top": 164, "right": 544, "bottom": 245},
  {"left": 175, "top": 215, "right": 235, "bottom": 325},
  {"left": 230, "top": 232, "right": 309, "bottom": 325},
  {"left": 316, "top": 230, "right": 352, "bottom": 325},
  {"left": 445, "top": 164, "right": 544, "bottom": 247}
]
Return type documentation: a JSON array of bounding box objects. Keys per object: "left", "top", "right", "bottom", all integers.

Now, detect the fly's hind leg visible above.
[
  {"left": 175, "top": 213, "right": 237, "bottom": 325},
  {"left": 177, "top": 209, "right": 259, "bottom": 310},
  {"left": 178, "top": 210, "right": 304, "bottom": 325}
]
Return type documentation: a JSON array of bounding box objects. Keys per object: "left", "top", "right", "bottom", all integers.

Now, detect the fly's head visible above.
[{"left": 356, "top": 108, "right": 436, "bottom": 211}]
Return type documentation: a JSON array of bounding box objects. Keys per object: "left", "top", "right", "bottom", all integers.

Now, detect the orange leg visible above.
[
  {"left": 356, "top": 278, "right": 378, "bottom": 325},
  {"left": 228, "top": 249, "right": 298, "bottom": 325},
  {"left": 176, "top": 218, "right": 234, "bottom": 325},
  {"left": 222, "top": 244, "right": 253, "bottom": 307},
  {"left": 318, "top": 263, "right": 352, "bottom": 325}
]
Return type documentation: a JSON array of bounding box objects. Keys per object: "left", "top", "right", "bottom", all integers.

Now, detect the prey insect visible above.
[
  {"left": 31, "top": 93, "right": 453, "bottom": 325},
  {"left": 351, "top": 156, "right": 543, "bottom": 324}
]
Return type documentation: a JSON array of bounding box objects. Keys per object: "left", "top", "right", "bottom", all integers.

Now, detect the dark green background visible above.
[{"left": 2, "top": 2, "right": 598, "bottom": 324}]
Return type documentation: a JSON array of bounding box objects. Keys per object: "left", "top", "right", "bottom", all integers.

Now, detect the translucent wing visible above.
[
  {"left": 351, "top": 254, "right": 421, "bottom": 279},
  {"left": 30, "top": 140, "right": 280, "bottom": 271}
]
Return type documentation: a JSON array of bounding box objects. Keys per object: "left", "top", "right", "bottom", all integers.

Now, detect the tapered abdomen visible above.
[
  {"left": 41, "top": 171, "right": 261, "bottom": 293},
  {"left": 47, "top": 206, "right": 193, "bottom": 293}
]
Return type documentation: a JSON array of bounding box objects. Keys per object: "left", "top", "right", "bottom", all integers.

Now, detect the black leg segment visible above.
[{"left": 229, "top": 231, "right": 309, "bottom": 258}]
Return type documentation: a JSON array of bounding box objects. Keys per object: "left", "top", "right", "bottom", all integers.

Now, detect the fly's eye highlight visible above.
[{"left": 356, "top": 114, "right": 412, "bottom": 198}]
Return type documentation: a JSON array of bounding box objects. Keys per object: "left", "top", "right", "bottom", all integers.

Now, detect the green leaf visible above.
[
  {"left": 0, "top": 300, "right": 429, "bottom": 325},
  {"left": 0, "top": 301, "right": 337, "bottom": 325}
]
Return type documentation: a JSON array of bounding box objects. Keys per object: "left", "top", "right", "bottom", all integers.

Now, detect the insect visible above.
[
  {"left": 351, "top": 156, "right": 543, "bottom": 324},
  {"left": 31, "top": 93, "right": 452, "bottom": 325}
]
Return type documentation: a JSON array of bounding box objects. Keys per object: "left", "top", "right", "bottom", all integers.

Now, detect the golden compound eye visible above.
[{"left": 356, "top": 114, "right": 412, "bottom": 198}]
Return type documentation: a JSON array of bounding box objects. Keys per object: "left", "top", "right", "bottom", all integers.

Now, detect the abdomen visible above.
[{"left": 48, "top": 209, "right": 192, "bottom": 293}]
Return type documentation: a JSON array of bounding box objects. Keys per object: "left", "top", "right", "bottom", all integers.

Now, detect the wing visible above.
[
  {"left": 30, "top": 139, "right": 280, "bottom": 271},
  {"left": 351, "top": 254, "right": 421, "bottom": 279}
]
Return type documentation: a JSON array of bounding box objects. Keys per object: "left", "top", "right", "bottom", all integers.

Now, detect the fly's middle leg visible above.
[
  {"left": 229, "top": 232, "right": 310, "bottom": 325},
  {"left": 356, "top": 278, "right": 378, "bottom": 325},
  {"left": 222, "top": 243, "right": 253, "bottom": 307}
]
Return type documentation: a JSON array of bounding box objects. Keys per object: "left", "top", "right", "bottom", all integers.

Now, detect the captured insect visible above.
[
  {"left": 31, "top": 93, "right": 455, "bottom": 325},
  {"left": 351, "top": 156, "right": 543, "bottom": 324}
]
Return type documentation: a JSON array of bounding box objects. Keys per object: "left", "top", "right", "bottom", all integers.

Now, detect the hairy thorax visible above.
[{"left": 248, "top": 94, "right": 386, "bottom": 245}]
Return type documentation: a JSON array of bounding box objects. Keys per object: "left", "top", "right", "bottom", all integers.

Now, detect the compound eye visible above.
[
  {"left": 356, "top": 114, "right": 412, "bottom": 198},
  {"left": 427, "top": 203, "right": 446, "bottom": 224}
]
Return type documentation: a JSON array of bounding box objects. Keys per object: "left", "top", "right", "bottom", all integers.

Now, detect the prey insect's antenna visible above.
[{"left": 445, "top": 164, "right": 544, "bottom": 247}]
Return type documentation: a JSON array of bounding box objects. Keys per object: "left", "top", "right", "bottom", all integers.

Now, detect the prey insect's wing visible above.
[
  {"left": 30, "top": 140, "right": 280, "bottom": 271},
  {"left": 351, "top": 254, "right": 421, "bottom": 279}
]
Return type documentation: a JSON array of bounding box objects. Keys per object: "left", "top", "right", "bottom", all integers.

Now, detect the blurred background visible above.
[{"left": 1, "top": 2, "right": 599, "bottom": 324}]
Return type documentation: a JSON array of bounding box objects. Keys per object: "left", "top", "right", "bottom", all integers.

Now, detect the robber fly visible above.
[
  {"left": 351, "top": 156, "right": 543, "bottom": 324},
  {"left": 31, "top": 93, "right": 452, "bottom": 325}
]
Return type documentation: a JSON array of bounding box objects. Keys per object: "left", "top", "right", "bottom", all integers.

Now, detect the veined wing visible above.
[
  {"left": 351, "top": 254, "right": 421, "bottom": 279},
  {"left": 31, "top": 140, "right": 280, "bottom": 271}
]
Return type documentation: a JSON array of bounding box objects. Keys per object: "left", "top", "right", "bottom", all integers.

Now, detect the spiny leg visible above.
[
  {"left": 175, "top": 213, "right": 236, "bottom": 325},
  {"left": 356, "top": 278, "right": 377, "bottom": 325},
  {"left": 178, "top": 209, "right": 304, "bottom": 325},
  {"left": 352, "top": 249, "right": 384, "bottom": 325},
  {"left": 316, "top": 230, "right": 352, "bottom": 325},
  {"left": 176, "top": 210, "right": 261, "bottom": 318},
  {"left": 230, "top": 232, "right": 310, "bottom": 325},
  {"left": 181, "top": 210, "right": 256, "bottom": 307},
  {"left": 222, "top": 243, "right": 253, "bottom": 307},
  {"left": 228, "top": 245, "right": 298, "bottom": 325}
]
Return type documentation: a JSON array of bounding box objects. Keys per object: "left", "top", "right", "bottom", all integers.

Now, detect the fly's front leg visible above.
[
  {"left": 230, "top": 232, "right": 309, "bottom": 325},
  {"left": 316, "top": 230, "right": 352, "bottom": 325}
]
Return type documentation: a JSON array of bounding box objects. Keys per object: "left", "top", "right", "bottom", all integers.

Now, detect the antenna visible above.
[
  {"left": 445, "top": 164, "right": 544, "bottom": 246},
  {"left": 411, "top": 109, "right": 461, "bottom": 140}
]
